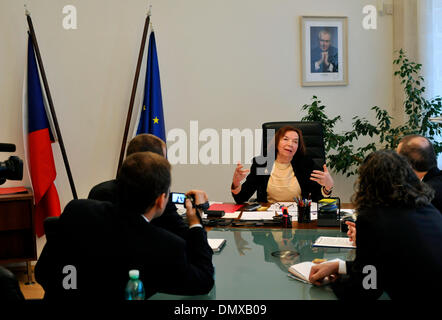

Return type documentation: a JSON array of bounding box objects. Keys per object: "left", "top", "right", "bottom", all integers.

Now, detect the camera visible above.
[
  {"left": 0, "top": 143, "right": 24, "bottom": 185},
  {"left": 170, "top": 192, "right": 187, "bottom": 205},
  {"left": 170, "top": 192, "right": 196, "bottom": 206}
]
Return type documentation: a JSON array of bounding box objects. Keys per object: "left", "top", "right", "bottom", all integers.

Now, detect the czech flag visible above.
[
  {"left": 23, "top": 34, "right": 61, "bottom": 237},
  {"left": 135, "top": 31, "right": 166, "bottom": 142}
]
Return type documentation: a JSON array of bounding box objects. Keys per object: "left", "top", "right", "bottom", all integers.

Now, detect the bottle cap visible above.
[{"left": 129, "top": 269, "right": 139, "bottom": 280}]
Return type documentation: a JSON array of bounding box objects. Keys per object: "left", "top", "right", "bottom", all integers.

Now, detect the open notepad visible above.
[
  {"left": 313, "top": 236, "right": 356, "bottom": 249},
  {"left": 288, "top": 258, "right": 341, "bottom": 285},
  {"left": 208, "top": 239, "right": 226, "bottom": 253}
]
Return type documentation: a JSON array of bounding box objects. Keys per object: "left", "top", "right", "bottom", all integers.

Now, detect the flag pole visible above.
[
  {"left": 25, "top": 11, "right": 78, "bottom": 199},
  {"left": 117, "top": 8, "right": 151, "bottom": 175}
]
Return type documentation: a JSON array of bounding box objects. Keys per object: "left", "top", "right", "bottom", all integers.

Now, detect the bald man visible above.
[{"left": 397, "top": 135, "right": 442, "bottom": 213}]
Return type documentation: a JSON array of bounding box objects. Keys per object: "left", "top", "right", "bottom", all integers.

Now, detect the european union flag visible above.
[{"left": 136, "top": 31, "right": 166, "bottom": 142}]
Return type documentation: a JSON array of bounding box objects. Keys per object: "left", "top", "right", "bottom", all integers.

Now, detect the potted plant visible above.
[{"left": 301, "top": 50, "right": 442, "bottom": 176}]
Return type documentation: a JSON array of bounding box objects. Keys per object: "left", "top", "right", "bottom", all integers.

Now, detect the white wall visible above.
[{"left": 1, "top": 0, "right": 394, "bottom": 211}]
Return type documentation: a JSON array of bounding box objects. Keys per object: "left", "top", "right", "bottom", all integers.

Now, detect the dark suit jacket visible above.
[
  {"left": 35, "top": 199, "right": 214, "bottom": 300},
  {"left": 310, "top": 46, "right": 339, "bottom": 73},
  {"left": 423, "top": 167, "right": 442, "bottom": 213},
  {"left": 88, "top": 179, "right": 188, "bottom": 239},
  {"left": 232, "top": 155, "right": 322, "bottom": 203},
  {"left": 331, "top": 205, "right": 442, "bottom": 300}
]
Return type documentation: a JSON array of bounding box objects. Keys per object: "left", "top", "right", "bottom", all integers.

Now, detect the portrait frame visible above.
[{"left": 300, "top": 16, "right": 348, "bottom": 86}]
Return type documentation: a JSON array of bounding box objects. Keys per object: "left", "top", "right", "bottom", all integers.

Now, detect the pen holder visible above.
[{"left": 297, "top": 205, "right": 311, "bottom": 223}]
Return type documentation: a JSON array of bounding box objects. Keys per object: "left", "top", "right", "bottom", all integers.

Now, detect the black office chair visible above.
[
  {"left": 43, "top": 216, "right": 60, "bottom": 241},
  {"left": 262, "top": 121, "right": 326, "bottom": 169}
]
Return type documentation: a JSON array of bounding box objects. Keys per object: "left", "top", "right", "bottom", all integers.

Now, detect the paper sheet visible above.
[
  {"left": 222, "top": 211, "right": 241, "bottom": 219},
  {"left": 208, "top": 238, "right": 226, "bottom": 252},
  {"left": 240, "top": 211, "right": 276, "bottom": 220},
  {"left": 313, "top": 236, "right": 356, "bottom": 248}
]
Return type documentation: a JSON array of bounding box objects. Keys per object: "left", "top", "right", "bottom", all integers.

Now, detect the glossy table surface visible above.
[{"left": 151, "top": 228, "right": 356, "bottom": 300}]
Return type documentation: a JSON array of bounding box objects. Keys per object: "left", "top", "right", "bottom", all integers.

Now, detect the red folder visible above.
[
  {"left": 208, "top": 203, "right": 244, "bottom": 213},
  {"left": 0, "top": 187, "right": 28, "bottom": 195}
]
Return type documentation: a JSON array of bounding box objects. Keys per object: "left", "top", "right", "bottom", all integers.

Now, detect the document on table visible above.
[
  {"left": 222, "top": 211, "right": 241, "bottom": 219},
  {"left": 208, "top": 238, "right": 226, "bottom": 252},
  {"left": 313, "top": 236, "right": 356, "bottom": 249},
  {"left": 240, "top": 211, "right": 275, "bottom": 220}
]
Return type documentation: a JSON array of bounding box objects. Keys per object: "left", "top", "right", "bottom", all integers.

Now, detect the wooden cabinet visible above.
[{"left": 0, "top": 189, "right": 35, "bottom": 283}]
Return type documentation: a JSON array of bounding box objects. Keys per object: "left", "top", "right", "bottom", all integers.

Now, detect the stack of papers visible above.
[
  {"left": 240, "top": 211, "right": 275, "bottom": 220},
  {"left": 318, "top": 198, "right": 338, "bottom": 212},
  {"left": 313, "top": 236, "right": 356, "bottom": 249},
  {"left": 222, "top": 212, "right": 241, "bottom": 219}
]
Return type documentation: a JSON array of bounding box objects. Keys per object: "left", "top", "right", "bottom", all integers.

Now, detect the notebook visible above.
[
  {"left": 208, "top": 238, "right": 226, "bottom": 253},
  {"left": 312, "top": 236, "right": 356, "bottom": 249},
  {"left": 288, "top": 258, "right": 341, "bottom": 285}
]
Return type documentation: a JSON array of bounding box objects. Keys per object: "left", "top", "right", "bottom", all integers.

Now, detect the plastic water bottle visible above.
[{"left": 125, "top": 270, "right": 145, "bottom": 300}]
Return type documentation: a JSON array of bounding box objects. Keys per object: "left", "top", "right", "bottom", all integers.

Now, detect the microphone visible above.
[{"left": 0, "top": 143, "right": 16, "bottom": 152}]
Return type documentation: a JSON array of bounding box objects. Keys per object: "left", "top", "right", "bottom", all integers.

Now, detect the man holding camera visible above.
[{"left": 35, "top": 151, "right": 214, "bottom": 299}]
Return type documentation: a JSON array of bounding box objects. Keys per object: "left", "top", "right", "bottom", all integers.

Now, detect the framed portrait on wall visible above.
[{"left": 300, "top": 16, "right": 348, "bottom": 86}]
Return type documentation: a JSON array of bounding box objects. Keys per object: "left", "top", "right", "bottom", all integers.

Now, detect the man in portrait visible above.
[{"left": 310, "top": 28, "right": 339, "bottom": 73}]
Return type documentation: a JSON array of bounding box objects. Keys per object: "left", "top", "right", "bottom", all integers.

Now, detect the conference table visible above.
[{"left": 151, "top": 202, "right": 364, "bottom": 300}]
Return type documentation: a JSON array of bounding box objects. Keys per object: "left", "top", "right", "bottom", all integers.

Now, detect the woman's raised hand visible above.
[{"left": 232, "top": 162, "right": 250, "bottom": 189}]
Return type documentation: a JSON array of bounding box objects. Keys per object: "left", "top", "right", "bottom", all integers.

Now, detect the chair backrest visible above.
[
  {"left": 262, "top": 121, "right": 326, "bottom": 169},
  {"left": 44, "top": 216, "right": 60, "bottom": 242}
]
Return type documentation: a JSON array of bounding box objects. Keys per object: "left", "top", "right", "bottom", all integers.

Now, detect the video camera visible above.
[{"left": 0, "top": 143, "right": 24, "bottom": 185}]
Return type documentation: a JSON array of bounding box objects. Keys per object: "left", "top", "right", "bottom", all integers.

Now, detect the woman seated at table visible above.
[
  {"left": 309, "top": 150, "right": 442, "bottom": 300},
  {"left": 230, "top": 125, "right": 334, "bottom": 203}
]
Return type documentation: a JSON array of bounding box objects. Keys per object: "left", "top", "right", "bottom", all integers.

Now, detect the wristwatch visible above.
[{"left": 322, "top": 186, "right": 333, "bottom": 195}]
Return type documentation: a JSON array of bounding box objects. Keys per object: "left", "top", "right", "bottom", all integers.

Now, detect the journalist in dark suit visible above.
[
  {"left": 88, "top": 134, "right": 188, "bottom": 238},
  {"left": 309, "top": 150, "right": 442, "bottom": 300},
  {"left": 35, "top": 152, "right": 214, "bottom": 299}
]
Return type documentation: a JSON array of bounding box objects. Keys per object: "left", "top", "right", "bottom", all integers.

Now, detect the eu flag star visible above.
[{"left": 153, "top": 117, "right": 159, "bottom": 124}]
